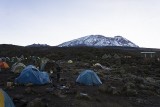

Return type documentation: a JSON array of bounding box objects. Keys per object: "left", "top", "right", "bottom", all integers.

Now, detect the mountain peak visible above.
[
  {"left": 26, "top": 43, "right": 50, "bottom": 47},
  {"left": 58, "top": 35, "right": 139, "bottom": 47},
  {"left": 114, "top": 35, "right": 127, "bottom": 40}
]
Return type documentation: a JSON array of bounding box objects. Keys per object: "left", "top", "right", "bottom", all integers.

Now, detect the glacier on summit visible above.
[{"left": 58, "top": 35, "right": 139, "bottom": 47}]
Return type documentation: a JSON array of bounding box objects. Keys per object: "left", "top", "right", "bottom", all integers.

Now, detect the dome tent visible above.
[
  {"left": 0, "top": 89, "right": 15, "bottom": 107},
  {"left": 11, "top": 62, "right": 26, "bottom": 73},
  {"left": 15, "top": 65, "right": 51, "bottom": 85},
  {"left": 76, "top": 70, "right": 102, "bottom": 86},
  {"left": 0, "top": 61, "right": 9, "bottom": 69},
  {"left": 68, "top": 60, "right": 73, "bottom": 64}
]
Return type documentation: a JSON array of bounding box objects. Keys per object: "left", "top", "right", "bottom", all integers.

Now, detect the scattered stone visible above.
[
  {"left": 13, "top": 94, "right": 24, "bottom": 100},
  {"left": 136, "top": 98, "right": 147, "bottom": 104},
  {"left": 125, "top": 89, "right": 138, "bottom": 96},
  {"left": 27, "top": 98, "right": 46, "bottom": 107},
  {"left": 58, "top": 94, "right": 67, "bottom": 98},
  {"left": 46, "top": 88, "right": 54, "bottom": 93},
  {"left": 59, "top": 85, "right": 69, "bottom": 90},
  {"left": 111, "top": 86, "right": 119, "bottom": 95},
  {"left": 66, "top": 81, "right": 75, "bottom": 88},
  {"left": 98, "top": 84, "right": 107, "bottom": 93},
  {"left": 135, "top": 76, "right": 145, "bottom": 84},
  {"left": 137, "top": 84, "right": 146, "bottom": 90},
  {"left": 25, "top": 87, "right": 32, "bottom": 94},
  {"left": 64, "top": 88, "right": 77, "bottom": 94},
  {"left": 52, "top": 90, "right": 66, "bottom": 98},
  {"left": 139, "top": 90, "right": 156, "bottom": 96},
  {"left": 59, "top": 78, "right": 66, "bottom": 81},
  {"left": 0, "top": 82, "right": 4, "bottom": 86},
  {"left": 124, "top": 82, "right": 135, "bottom": 89},
  {"left": 155, "top": 80, "right": 160, "bottom": 85},
  {"left": 99, "top": 85, "right": 119, "bottom": 95},
  {"left": 76, "top": 92, "right": 91, "bottom": 100},
  {"left": 26, "top": 83, "right": 33, "bottom": 87},
  {"left": 146, "top": 77, "right": 156, "bottom": 84},
  {"left": 14, "top": 99, "right": 28, "bottom": 107}
]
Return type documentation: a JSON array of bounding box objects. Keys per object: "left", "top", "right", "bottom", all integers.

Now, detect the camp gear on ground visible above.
[
  {"left": 42, "top": 61, "right": 61, "bottom": 82},
  {"left": 55, "top": 63, "right": 61, "bottom": 82},
  {"left": 42, "top": 60, "right": 55, "bottom": 72}
]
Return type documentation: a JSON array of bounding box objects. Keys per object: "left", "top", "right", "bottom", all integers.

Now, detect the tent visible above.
[
  {"left": 15, "top": 65, "right": 51, "bottom": 85},
  {"left": 114, "top": 54, "right": 121, "bottom": 59},
  {"left": 0, "top": 62, "right": 9, "bottom": 69},
  {"left": 102, "top": 54, "right": 112, "bottom": 59},
  {"left": 76, "top": 70, "right": 102, "bottom": 86},
  {"left": 0, "top": 89, "right": 15, "bottom": 107},
  {"left": 68, "top": 60, "right": 73, "bottom": 64},
  {"left": 5, "top": 57, "right": 10, "bottom": 62},
  {"left": 11, "top": 62, "right": 26, "bottom": 73},
  {"left": 0, "top": 57, "right": 6, "bottom": 62},
  {"left": 10, "top": 57, "right": 18, "bottom": 63}
]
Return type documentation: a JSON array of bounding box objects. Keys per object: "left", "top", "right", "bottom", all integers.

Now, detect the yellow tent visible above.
[
  {"left": 0, "top": 90, "right": 4, "bottom": 107},
  {"left": 0, "top": 89, "right": 15, "bottom": 107}
]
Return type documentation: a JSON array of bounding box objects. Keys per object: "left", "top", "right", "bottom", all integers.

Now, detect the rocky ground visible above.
[{"left": 1, "top": 60, "right": 160, "bottom": 107}]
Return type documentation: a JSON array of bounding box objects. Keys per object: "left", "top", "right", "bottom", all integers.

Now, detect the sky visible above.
[{"left": 0, "top": 0, "right": 160, "bottom": 48}]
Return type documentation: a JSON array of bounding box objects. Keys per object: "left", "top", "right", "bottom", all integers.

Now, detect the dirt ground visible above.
[{"left": 1, "top": 61, "right": 160, "bottom": 107}]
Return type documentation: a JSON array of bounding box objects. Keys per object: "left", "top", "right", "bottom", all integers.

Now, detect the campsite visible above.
[{"left": 1, "top": 45, "right": 160, "bottom": 107}]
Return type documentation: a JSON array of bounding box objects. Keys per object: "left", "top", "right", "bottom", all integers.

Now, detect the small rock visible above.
[
  {"left": 138, "top": 84, "right": 146, "bottom": 89},
  {"left": 146, "top": 77, "right": 155, "bottom": 84},
  {"left": 126, "top": 89, "right": 138, "bottom": 96},
  {"left": 25, "top": 87, "right": 32, "bottom": 94},
  {"left": 13, "top": 94, "right": 24, "bottom": 100},
  {"left": 26, "top": 83, "right": 33, "bottom": 87},
  {"left": 27, "top": 98, "right": 46, "bottom": 107},
  {"left": 46, "top": 88, "right": 54, "bottom": 93},
  {"left": 156, "top": 89, "right": 160, "bottom": 95},
  {"left": 76, "top": 92, "right": 91, "bottom": 100}
]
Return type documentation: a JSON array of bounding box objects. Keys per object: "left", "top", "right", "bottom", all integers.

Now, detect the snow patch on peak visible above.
[
  {"left": 58, "top": 35, "right": 139, "bottom": 47},
  {"left": 114, "top": 36, "right": 128, "bottom": 41}
]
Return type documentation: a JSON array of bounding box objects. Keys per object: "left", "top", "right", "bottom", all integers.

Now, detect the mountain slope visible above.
[{"left": 58, "top": 35, "right": 139, "bottom": 47}]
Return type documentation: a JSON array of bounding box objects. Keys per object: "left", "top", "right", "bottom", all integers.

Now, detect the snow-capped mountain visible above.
[{"left": 58, "top": 35, "right": 139, "bottom": 47}]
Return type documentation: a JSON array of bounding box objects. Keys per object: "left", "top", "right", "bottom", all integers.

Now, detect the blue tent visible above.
[
  {"left": 0, "top": 89, "right": 15, "bottom": 107},
  {"left": 15, "top": 65, "right": 51, "bottom": 85},
  {"left": 76, "top": 70, "right": 102, "bottom": 86}
]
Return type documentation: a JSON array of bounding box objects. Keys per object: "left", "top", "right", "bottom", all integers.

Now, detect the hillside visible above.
[{"left": 1, "top": 44, "right": 160, "bottom": 107}]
